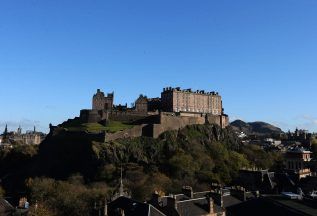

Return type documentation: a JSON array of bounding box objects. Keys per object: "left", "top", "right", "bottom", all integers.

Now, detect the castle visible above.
[{"left": 77, "top": 87, "right": 229, "bottom": 140}]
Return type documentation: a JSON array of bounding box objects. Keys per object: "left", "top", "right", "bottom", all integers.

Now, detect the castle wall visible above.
[
  {"left": 221, "top": 115, "right": 229, "bottom": 128},
  {"left": 206, "top": 114, "right": 229, "bottom": 129},
  {"left": 109, "top": 111, "right": 149, "bottom": 123},
  {"left": 80, "top": 109, "right": 102, "bottom": 123},
  {"left": 105, "top": 124, "right": 147, "bottom": 142},
  {"left": 151, "top": 114, "right": 206, "bottom": 138},
  {"left": 104, "top": 113, "right": 229, "bottom": 141},
  {"left": 92, "top": 89, "right": 113, "bottom": 111},
  {"left": 206, "top": 114, "right": 221, "bottom": 126}
]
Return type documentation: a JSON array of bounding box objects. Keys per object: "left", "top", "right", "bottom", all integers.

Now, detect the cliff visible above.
[{"left": 37, "top": 124, "right": 241, "bottom": 182}]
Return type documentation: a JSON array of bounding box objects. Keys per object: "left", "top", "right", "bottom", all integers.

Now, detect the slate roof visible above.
[
  {"left": 148, "top": 191, "right": 238, "bottom": 216},
  {"left": 222, "top": 195, "right": 242, "bottom": 208},
  {"left": 176, "top": 198, "right": 210, "bottom": 216},
  {"left": 108, "top": 196, "right": 165, "bottom": 216},
  {"left": 0, "top": 198, "right": 14, "bottom": 216},
  {"left": 226, "top": 196, "right": 317, "bottom": 216}
]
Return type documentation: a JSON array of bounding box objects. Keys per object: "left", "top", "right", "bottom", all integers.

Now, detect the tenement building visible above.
[{"left": 285, "top": 147, "right": 312, "bottom": 180}]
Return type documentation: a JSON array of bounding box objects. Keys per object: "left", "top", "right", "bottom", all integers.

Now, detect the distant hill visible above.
[{"left": 230, "top": 120, "right": 283, "bottom": 135}]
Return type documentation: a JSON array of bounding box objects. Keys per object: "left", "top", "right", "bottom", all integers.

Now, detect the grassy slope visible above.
[{"left": 63, "top": 121, "right": 133, "bottom": 133}]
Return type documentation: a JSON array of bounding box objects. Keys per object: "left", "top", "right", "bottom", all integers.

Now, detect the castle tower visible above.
[
  {"left": 92, "top": 89, "right": 114, "bottom": 111},
  {"left": 135, "top": 95, "right": 148, "bottom": 113},
  {"left": 17, "top": 125, "right": 22, "bottom": 135},
  {"left": 2, "top": 124, "right": 8, "bottom": 143}
]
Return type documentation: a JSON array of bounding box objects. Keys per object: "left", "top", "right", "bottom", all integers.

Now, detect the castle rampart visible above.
[{"left": 75, "top": 87, "right": 230, "bottom": 141}]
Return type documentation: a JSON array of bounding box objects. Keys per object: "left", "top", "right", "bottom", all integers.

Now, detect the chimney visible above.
[
  {"left": 151, "top": 192, "right": 160, "bottom": 205},
  {"left": 182, "top": 186, "right": 194, "bottom": 199},
  {"left": 97, "top": 89, "right": 101, "bottom": 93},
  {"left": 104, "top": 198, "right": 108, "bottom": 216},
  {"left": 208, "top": 196, "right": 214, "bottom": 214},
  {"left": 210, "top": 190, "right": 223, "bottom": 208},
  {"left": 231, "top": 187, "right": 247, "bottom": 201}
]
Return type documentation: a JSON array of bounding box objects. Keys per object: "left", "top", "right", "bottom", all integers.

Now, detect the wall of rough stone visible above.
[
  {"left": 152, "top": 114, "right": 206, "bottom": 138},
  {"left": 109, "top": 111, "right": 149, "bottom": 123},
  {"left": 105, "top": 124, "right": 147, "bottom": 142},
  {"left": 80, "top": 109, "right": 102, "bottom": 123},
  {"left": 221, "top": 115, "right": 229, "bottom": 128},
  {"left": 104, "top": 113, "right": 228, "bottom": 141},
  {"left": 206, "top": 114, "right": 221, "bottom": 126}
]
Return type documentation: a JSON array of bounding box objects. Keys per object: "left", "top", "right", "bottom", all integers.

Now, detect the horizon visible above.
[{"left": 1, "top": 0, "right": 317, "bottom": 133}]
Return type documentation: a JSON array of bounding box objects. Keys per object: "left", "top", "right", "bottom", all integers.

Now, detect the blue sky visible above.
[{"left": 0, "top": 0, "right": 317, "bottom": 133}]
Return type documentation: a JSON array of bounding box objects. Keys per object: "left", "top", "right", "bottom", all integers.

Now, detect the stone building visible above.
[
  {"left": 0, "top": 126, "right": 45, "bottom": 145},
  {"left": 161, "top": 87, "right": 223, "bottom": 115},
  {"left": 135, "top": 95, "right": 148, "bottom": 113},
  {"left": 285, "top": 147, "right": 312, "bottom": 180},
  {"left": 147, "top": 97, "right": 161, "bottom": 111},
  {"left": 79, "top": 87, "right": 229, "bottom": 138},
  {"left": 92, "top": 89, "right": 114, "bottom": 111}
]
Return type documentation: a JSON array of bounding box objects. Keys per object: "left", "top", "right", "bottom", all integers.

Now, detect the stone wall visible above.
[
  {"left": 206, "top": 114, "right": 221, "bottom": 126},
  {"left": 109, "top": 111, "right": 149, "bottom": 123},
  {"left": 105, "top": 124, "right": 147, "bottom": 142},
  {"left": 80, "top": 109, "right": 102, "bottom": 123},
  {"left": 104, "top": 113, "right": 228, "bottom": 141},
  {"left": 206, "top": 114, "right": 229, "bottom": 129},
  {"left": 151, "top": 114, "right": 206, "bottom": 138}
]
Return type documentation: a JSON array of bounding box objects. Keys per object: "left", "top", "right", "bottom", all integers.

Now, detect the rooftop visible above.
[{"left": 226, "top": 195, "right": 317, "bottom": 216}]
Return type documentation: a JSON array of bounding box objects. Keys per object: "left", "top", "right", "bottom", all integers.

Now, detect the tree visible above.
[
  {"left": 0, "top": 186, "right": 5, "bottom": 198},
  {"left": 168, "top": 153, "right": 198, "bottom": 179},
  {"left": 28, "top": 202, "right": 56, "bottom": 216},
  {"left": 311, "top": 137, "right": 317, "bottom": 159}
]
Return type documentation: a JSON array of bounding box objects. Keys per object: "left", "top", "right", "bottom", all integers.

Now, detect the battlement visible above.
[{"left": 90, "top": 86, "right": 227, "bottom": 122}]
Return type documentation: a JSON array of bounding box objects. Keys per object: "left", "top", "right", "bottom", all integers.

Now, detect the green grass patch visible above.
[
  {"left": 104, "top": 121, "right": 134, "bottom": 133},
  {"left": 64, "top": 121, "right": 133, "bottom": 133}
]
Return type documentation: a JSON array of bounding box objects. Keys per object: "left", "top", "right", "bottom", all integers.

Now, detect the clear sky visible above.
[{"left": 0, "top": 0, "right": 317, "bottom": 133}]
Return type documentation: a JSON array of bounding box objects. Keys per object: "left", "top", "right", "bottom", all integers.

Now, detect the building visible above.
[
  {"left": 161, "top": 87, "right": 222, "bottom": 115},
  {"left": 92, "top": 89, "right": 114, "bottom": 111},
  {"left": 236, "top": 169, "right": 276, "bottom": 194},
  {"left": 105, "top": 168, "right": 166, "bottom": 216},
  {"left": 107, "top": 196, "right": 165, "bottom": 216},
  {"left": 76, "top": 87, "right": 229, "bottom": 139},
  {"left": 135, "top": 95, "right": 148, "bottom": 113},
  {"left": 0, "top": 199, "right": 15, "bottom": 216},
  {"left": 92, "top": 87, "right": 225, "bottom": 117},
  {"left": 226, "top": 195, "right": 317, "bottom": 216},
  {"left": 285, "top": 147, "right": 312, "bottom": 180},
  {"left": 1, "top": 126, "right": 45, "bottom": 145}
]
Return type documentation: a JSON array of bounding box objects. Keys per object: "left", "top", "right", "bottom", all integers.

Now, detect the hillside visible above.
[
  {"left": 0, "top": 123, "right": 284, "bottom": 215},
  {"left": 36, "top": 123, "right": 281, "bottom": 191},
  {"left": 230, "top": 120, "right": 283, "bottom": 135}
]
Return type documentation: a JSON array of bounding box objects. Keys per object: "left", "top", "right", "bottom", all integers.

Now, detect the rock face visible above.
[
  {"left": 38, "top": 129, "right": 103, "bottom": 179},
  {"left": 37, "top": 124, "right": 240, "bottom": 180},
  {"left": 230, "top": 120, "right": 283, "bottom": 135}
]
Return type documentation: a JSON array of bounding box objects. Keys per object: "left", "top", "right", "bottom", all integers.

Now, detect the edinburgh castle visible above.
[{"left": 75, "top": 87, "right": 229, "bottom": 140}]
